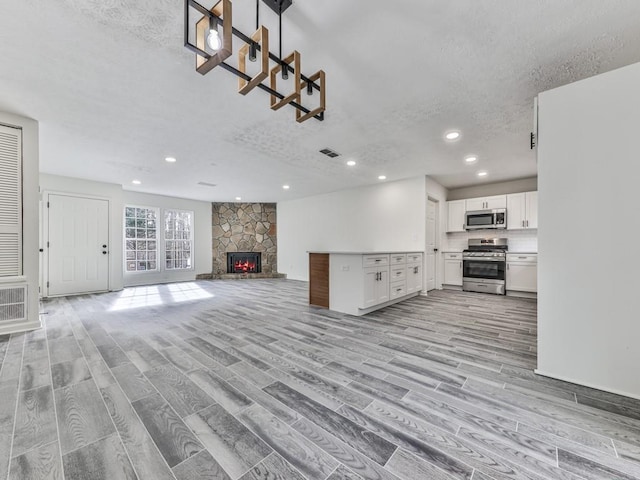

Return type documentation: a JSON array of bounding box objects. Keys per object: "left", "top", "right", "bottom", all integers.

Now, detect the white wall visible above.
[
  {"left": 447, "top": 177, "right": 538, "bottom": 201},
  {"left": 278, "top": 177, "right": 430, "bottom": 281},
  {"left": 0, "top": 112, "right": 40, "bottom": 333},
  {"left": 123, "top": 191, "right": 212, "bottom": 286},
  {"left": 444, "top": 230, "right": 538, "bottom": 253},
  {"left": 537, "top": 62, "right": 640, "bottom": 399},
  {"left": 39, "top": 174, "right": 213, "bottom": 291}
]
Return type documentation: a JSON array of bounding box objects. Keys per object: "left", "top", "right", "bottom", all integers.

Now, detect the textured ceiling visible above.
[{"left": 1, "top": 1, "right": 640, "bottom": 202}]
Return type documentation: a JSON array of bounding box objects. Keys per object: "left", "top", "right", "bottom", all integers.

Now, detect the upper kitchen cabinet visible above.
[
  {"left": 465, "top": 194, "right": 507, "bottom": 211},
  {"left": 446, "top": 200, "right": 466, "bottom": 232},
  {"left": 507, "top": 191, "right": 538, "bottom": 229}
]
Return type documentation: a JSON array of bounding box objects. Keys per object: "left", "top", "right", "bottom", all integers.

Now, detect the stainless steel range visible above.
[{"left": 463, "top": 238, "right": 507, "bottom": 295}]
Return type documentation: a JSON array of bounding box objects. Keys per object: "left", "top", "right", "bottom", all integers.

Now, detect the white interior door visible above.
[
  {"left": 426, "top": 199, "right": 437, "bottom": 291},
  {"left": 47, "top": 194, "right": 109, "bottom": 296}
]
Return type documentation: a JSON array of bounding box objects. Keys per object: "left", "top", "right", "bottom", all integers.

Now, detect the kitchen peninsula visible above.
[{"left": 308, "top": 251, "right": 423, "bottom": 315}]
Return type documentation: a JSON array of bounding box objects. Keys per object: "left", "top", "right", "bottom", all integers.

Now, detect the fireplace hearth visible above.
[{"left": 227, "top": 252, "right": 262, "bottom": 274}]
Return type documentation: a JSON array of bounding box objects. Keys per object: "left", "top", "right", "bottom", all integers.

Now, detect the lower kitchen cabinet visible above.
[
  {"left": 406, "top": 262, "right": 423, "bottom": 294},
  {"left": 443, "top": 252, "right": 463, "bottom": 286},
  {"left": 309, "top": 251, "right": 423, "bottom": 315},
  {"left": 506, "top": 254, "right": 537, "bottom": 294},
  {"left": 363, "top": 266, "right": 389, "bottom": 308}
]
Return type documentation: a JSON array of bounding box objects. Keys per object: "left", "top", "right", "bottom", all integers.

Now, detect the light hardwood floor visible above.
[{"left": 1, "top": 280, "right": 639, "bottom": 480}]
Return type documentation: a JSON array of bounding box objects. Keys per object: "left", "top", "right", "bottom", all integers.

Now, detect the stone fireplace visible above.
[{"left": 207, "top": 202, "right": 284, "bottom": 279}]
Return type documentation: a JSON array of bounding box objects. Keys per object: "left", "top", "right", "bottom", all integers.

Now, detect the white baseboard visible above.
[
  {"left": 0, "top": 319, "right": 42, "bottom": 335},
  {"left": 534, "top": 369, "right": 640, "bottom": 401}
]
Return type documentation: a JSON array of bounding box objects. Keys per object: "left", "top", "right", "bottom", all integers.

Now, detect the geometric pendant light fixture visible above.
[{"left": 184, "top": 0, "right": 326, "bottom": 122}]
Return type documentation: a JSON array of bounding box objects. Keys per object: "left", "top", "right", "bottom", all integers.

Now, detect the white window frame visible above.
[
  {"left": 164, "top": 209, "right": 194, "bottom": 271},
  {"left": 123, "top": 205, "right": 160, "bottom": 274},
  {"left": 123, "top": 206, "right": 195, "bottom": 275}
]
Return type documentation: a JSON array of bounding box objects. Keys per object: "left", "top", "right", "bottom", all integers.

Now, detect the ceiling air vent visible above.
[
  {"left": 197, "top": 182, "right": 217, "bottom": 187},
  {"left": 319, "top": 148, "right": 340, "bottom": 158}
]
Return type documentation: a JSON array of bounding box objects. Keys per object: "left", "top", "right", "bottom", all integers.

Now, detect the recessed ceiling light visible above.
[
  {"left": 346, "top": 160, "right": 356, "bottom": 167},
  {"left": 445, "top": 131, "right": 461, "bottom": 141},
  {"left": 477, "top": 171, "right": 488, "bottom": 177},
  {"left": 165, "top": 157, "right": 177, "bottom": 163},
  {"left": 235, "top": 197, "right": 242, "bottom": 201},
  {"left": 378, "top": 175, "right": 387, "bottom": 180},
  {"left": 132, "top": 180, "right": 142, "bottom": 185},
  {"left": 282, "top": 185, "right": 290, "bottom": 190},
  {"left": 465, "top": 155, "right": 478, "bottom": 164}
]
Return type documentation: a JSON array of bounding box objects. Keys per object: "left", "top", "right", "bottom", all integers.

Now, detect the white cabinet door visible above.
[
  {"left": 406, "top": 263, "right": 422, "bottom": 294},
  {"left": 446, "top": 200, "right": 466, "bottom": 232},
  {"left": 466, "top": 195, "right": 506, "bottom": 211},
  {"left": 485, "top": 195, "right": 507, "bottom": 209},
  {"left": 507, "top": 192, "right": 526, "bottom": 230},
  {"left": 377, "top": 269, "right": 390, "bottom": 304},
  {"left": 362, "top": 267, "right": 389, "bottom": 308},
  {"left": 526, "top": 191, "right": 538, "bottom": 229},
  {"left": 362, "top": 268, "right": 379, "bottom": 308},
  {"left": 506, "top": 262, "right": 537, "bottom": 292},
  {"left": 507, "top": 191, "right": 538, "bottom": 230},
  {"left": 465, "top": 197, "right": 485, "bottom": 211},
  {"left": 444, "top": 259, "right": 463, "bottom": 286}
]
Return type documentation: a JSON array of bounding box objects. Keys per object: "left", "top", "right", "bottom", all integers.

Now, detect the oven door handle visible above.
[{"left": 462, "top": 257, "right": 505, "bottom": 262}]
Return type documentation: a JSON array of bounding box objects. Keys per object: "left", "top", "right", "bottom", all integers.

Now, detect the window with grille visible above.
[
  {"left": 164, "top": 210, "right": 193, "bottom": 270},
  {"left": 124, "top": 207, "right": 158, "bottom": 272}
]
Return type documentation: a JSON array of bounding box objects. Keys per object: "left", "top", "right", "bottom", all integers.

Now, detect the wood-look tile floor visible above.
[{"left": 1, "top": 280, "right": 639, "bottom": 480}]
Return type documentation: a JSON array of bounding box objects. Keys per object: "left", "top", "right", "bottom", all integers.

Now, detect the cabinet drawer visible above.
[
  {"left": 406, "top": 253, "right": 422, "bottom": 264},
  {"left": 363, "top": 255, "right": 389, "bottom": 267},
  {"left": 390, "top": 280, "right": 407, "bottom": 300},
  {"left": 506, "top": 254, "right": 537, "bottom": 263},
  {"left": 444, "top": 252, "right": 462, "bottom": 260},
  {"left": 391, "top": 266, "right": 406, "bottom": 281},
  {"left": 390, "top": 254, "right": 407, "bottom": 265}
]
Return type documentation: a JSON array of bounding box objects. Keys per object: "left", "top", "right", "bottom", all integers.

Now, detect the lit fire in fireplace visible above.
[
  {"left": 227, "top": 252, "right": 261, "bottom": 274},
  {"left": 234, "top": 259, "right": 257, "bottom": 272}
]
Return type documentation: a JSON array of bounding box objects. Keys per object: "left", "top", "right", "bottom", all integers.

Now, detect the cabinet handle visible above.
[
  {"left": 526, "top": 220, "right": 529, "bottom": 227},
  {"left": 507, "top": 264, "right": 510, "bottom": 270}
]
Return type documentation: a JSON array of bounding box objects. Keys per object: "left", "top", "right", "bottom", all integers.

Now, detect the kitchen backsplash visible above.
[{"left": 444, "top": 229, "right": 538, "bottom": 252}]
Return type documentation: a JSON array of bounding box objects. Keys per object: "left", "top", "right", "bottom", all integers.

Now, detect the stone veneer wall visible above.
[{"left": 211, "top": 203, "right": 278, "bottom": 276}]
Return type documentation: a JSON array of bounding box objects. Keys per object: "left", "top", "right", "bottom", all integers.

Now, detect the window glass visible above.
[
  {"left": 164, "top": 210, "right": 193, "bottom": 270},
  {"left": 124, "top": 207, "right": 158, "bottom": 272}
]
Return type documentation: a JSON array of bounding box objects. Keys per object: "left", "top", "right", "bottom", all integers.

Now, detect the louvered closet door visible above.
[{"left": 0, "top": 125, "right": 22, "bottom": 277}]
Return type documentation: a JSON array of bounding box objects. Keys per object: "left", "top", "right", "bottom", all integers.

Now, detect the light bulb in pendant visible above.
[{"left": 207, "top": 28, "right": 222, "bottom": 51}]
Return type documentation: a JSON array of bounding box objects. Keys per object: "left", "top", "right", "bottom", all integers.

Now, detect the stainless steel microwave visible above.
[{"left": 465, "top": 209, "right": 507, "bottom": 230}]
